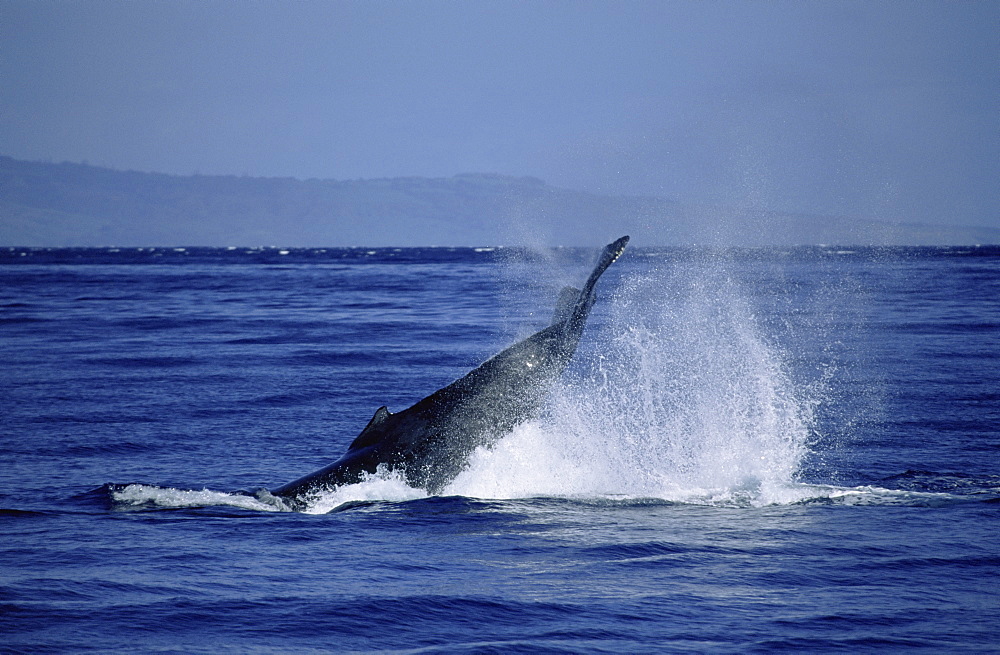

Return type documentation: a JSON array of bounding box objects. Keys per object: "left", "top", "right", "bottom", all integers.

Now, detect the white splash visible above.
[
  {"left": 447, "top": 263, "right": 819, "bottom": 507},
  {"left": 111, "top": 471, "right": 430, "bottom": 514},
  {"left": 295, "top": 467, "right": 428, "bottom": 514},
  {"left": 111, "top": 483, "right": 283, "bottom": 512}
]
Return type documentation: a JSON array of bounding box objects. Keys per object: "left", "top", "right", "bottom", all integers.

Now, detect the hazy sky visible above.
[{"left": 2, "top": 0, "right": 998, "bottom": 228}]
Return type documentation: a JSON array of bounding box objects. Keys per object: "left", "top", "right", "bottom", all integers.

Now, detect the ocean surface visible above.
[{"left": 1, "top": 244, "right": 998, "bottom": 653}]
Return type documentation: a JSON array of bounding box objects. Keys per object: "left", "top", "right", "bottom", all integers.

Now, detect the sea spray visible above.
[
  {"left": 295, "top": 468, "right": 428, "bottom": 514},
  {"left": 108, "top": 473, "right": 429, "bottom": 514},
  {"left": 449, "top": 258, "right": 816, "bottom": 505},
  {"left": 110, "top": 483, "right": 284, "bottom": 512}
]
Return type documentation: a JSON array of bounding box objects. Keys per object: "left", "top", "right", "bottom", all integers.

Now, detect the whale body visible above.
[{"left": 270, "top": 236, "right": 629, "bottom": 507}]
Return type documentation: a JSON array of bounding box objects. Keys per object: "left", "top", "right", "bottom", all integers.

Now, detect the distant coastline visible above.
[{"left": 3, "top": 156, "right": 998, "bottom": 247}]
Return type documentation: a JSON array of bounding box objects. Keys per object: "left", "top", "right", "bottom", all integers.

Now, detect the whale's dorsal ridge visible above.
[{"left": 349, "top": 406, "right": 392, "bottom": 450}]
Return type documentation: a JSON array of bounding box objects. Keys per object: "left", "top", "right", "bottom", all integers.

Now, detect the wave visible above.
[
  {"left": 105, "top": 483, "right": 287, "bottom": 512},
  {"left": 99, "top": 474, "right": 995, "bottom": 515},
  {"left": 102, "top": 476, "right": 427, "bottom": 514}
]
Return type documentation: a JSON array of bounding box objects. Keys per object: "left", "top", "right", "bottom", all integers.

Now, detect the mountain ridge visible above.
[{"left": 2, "top": 156, "right": 997, "bottom": 247}]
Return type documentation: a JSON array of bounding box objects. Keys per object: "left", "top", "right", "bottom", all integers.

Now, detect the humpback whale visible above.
[{"left": 270, "top": 236, "right": 629, "bottom": 508}]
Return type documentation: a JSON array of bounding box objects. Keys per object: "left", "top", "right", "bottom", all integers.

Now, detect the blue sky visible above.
[{"left": 2, "top": 0, "right": 997, "bottom": 228}]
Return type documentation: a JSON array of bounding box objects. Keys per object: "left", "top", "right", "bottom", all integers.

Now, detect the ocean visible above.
[{"left": 1, "top": 244, "right": 998, "bottom": 653}]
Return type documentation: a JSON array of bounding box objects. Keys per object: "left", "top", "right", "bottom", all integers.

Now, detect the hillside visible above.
[{"left": 2, "top": 156, "right": 997, "bottom": 246}]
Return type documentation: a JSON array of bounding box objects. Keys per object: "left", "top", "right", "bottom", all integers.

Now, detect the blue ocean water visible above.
[{"left": 1, "top": 245, "right": 998, "bottom": 653}]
